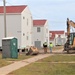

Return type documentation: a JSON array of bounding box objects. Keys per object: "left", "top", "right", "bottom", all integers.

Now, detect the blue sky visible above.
[{"left": 0, "top": 0, "right": 75, "bottom": 32}]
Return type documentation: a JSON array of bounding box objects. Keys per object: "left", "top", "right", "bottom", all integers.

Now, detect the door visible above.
[
  {"left": 35, "top": 41, "right": 41, "bottom": 49},
  {"left": 11, "top": 39, "right": 18, "bottom": 58},
  {"left": 2, "top": 40, "right": 11, "bottom": 58}
]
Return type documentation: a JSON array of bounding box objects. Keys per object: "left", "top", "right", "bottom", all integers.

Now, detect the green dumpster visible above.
[{"left": 2, "top": 37, "right": 18, "bottom": 58}]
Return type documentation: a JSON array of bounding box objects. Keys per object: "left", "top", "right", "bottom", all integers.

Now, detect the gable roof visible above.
[
  {"left": 0, "top": 5, "right": 27, "bottom": 13},
  {"left": 33, "top": 20, "right": 47, "bottom": 26},
  {"left": 50, "top": 31, "right": 64, "bottom": 34},
  {"left": 49, "top": 31, "right": 65, "bottom": 40}
]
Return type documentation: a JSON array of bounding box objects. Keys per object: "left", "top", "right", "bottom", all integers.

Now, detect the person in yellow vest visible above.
[
  {"left": 43, "top": 42, "right": 48, "bottom": 53},
  {"left": 49, "top": 42, "right": 53, "bottom": 53}
]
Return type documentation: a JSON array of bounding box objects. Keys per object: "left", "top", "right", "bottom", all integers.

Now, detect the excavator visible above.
[{"left": 64, "top": 18, "right": 75, "bottom": 53}]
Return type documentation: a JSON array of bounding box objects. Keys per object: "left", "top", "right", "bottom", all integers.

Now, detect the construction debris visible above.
[{"left": 25, "top": 46, "right": 39, "bottom": 55}]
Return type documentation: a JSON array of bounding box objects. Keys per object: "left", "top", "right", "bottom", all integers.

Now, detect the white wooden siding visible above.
[
  {"left": 21, "top": 7, "right": 33, "bottom": 48},
  {"left": 0, "top": 6, "right": 33, "bottom": 49},
  {"left": 0, "top": 14, "right": 21, "bottom": 48},
  {"left": 32, "top": 21, "right": 49, "bottom": 47}
]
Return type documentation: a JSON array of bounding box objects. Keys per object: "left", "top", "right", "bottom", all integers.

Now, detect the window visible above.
[
  {"left": 23, "top": 33, "right": 25, "bottom": 36},
  {"left": 37, "top": 27, "right": 41, "bottom": 32},
  {"left": 23, "top": 16, "right": 25, "bottom": 19},
  {"left": 27, "top": 36, "right": 28, "bottom": 40},
  {"left": 27, "top": 19, "right": 28, "bottom": 25}
]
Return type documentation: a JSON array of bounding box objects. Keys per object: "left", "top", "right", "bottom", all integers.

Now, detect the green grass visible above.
[
  {"left": 0, "top": 53, "right": 33, "bottom": 67},
  {"left": 4, "top": 54, "right": 33, "bottom": 61},
  {"left": 8, "top": 54, "right": 75, "bottom": 75},
  {"left": 0, "top": 59, "right": 11, "bottom": 67},
  {"left": 38, "top": 54, "right": 75, "bottom": 62},
  {"left": 0, "top": 53, "right": 12, "bottom": 67},
  {"left": 8, "top": 63, "right": 75, "bottom": 75}
]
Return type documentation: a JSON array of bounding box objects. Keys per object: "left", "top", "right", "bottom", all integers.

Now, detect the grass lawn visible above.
[
  {"left": 8, "top": 63, "right": 75, "bottom": 75},
  {"left": 0, "top": 53, "right": 33, "bottom": 67},
  {"left": 38, "top": 54, "right": 75, "bottom": 62},
  {"left": 8, "top": 54, "right": 75, "bottom": 75},
  {"left": 4, "top": 54, "right": 33, "bottom": 61}
]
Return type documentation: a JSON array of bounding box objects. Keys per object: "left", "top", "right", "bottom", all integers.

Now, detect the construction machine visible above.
[
  {"left": 64, "top": 18, "right": 75, "bottom": 53},
  {"left": 25, "top": 46, "right": 39, "bottom": 55}
]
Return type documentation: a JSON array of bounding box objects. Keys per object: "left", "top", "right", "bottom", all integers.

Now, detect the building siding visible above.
[
  {"left": 0, "top": 6, "right": 33, "bottom": 49},
  {"left": 33, "top": 20, "right": 49, "bottom": 48},
  {"left": 0, "top": 14, "right": 21, "bottom": 48},
  {"left": 21, "top": 7, "right": 33, "bottom": 48},
  {"left": 49, "top": 31, "right": 67, "bottom": 46}
]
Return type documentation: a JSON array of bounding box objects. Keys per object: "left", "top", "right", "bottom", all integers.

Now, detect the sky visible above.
[{"left": 0, "top": 0, "right": 75, "bottom": 32}]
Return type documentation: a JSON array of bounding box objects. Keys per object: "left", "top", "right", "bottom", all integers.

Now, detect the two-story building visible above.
[
  {"left": 33, "top": 20, "right": 49, "bottom": 48},
  {"left": 0, "top": 5, "right": 33, "bottom": 49},
  {"left": 49, "top": 31, "right": 66, "bottom": 46}
]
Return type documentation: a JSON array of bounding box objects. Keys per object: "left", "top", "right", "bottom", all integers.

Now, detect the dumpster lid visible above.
[{"left": 2, "top": 37, "right": 16, "bottom": 40}]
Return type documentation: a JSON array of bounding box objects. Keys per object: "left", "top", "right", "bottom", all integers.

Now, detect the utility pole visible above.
[{"left": 3, "top": 0, "right": 6, "bottom": 37}]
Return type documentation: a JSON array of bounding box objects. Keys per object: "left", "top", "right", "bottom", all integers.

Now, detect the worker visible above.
[
  {"left": 43, "top": 42, "right": 48, "bottom": 53},
  {"left": 49, "top": 42, "right": 53, "bottom": 53}
]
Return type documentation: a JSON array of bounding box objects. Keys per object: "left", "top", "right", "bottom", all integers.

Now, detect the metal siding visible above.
[
  {"left": 11, "top": 38, "right": 18, "bottom": 58},
  {"left": 2, "top": 40, "right": 11, "bottom": 58}
]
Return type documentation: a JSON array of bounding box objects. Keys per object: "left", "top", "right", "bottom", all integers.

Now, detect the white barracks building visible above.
[
  {"left": 0, "top": 5, "right": 33, "bottom": 49},
  {"left": 33, "top": 20, "right": 49, "bottom": 48}
]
